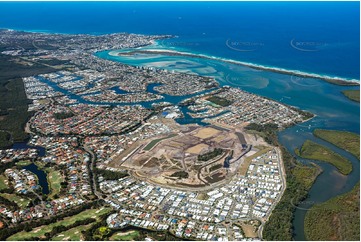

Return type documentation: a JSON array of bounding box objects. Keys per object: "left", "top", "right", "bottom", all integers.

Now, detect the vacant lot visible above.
[
  {"left": 240, "top": 147, "right": 272, "bottom": 176},
  {"left": 239, "top": 222, "right": 257, "bottom": 238},
  {"left": 193, "top": 127, "right": 220, "bottom": 139},
  {"left": 143, "top": 134, "right": 176, "bottom": 151},
  {"left": 186, "top": 143, "right": 209, "bottom": 154}
]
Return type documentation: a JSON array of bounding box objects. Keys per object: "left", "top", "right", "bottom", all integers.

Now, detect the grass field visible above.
[
  {"left": 0, "top": 193, "right": 31, "bottom": 208},
  {"left": 295, "top": 140, "right": 352, "bottom": 175},
  {"left": 196, "top": 193, "right": 209, "bottom": 200},
  {"left": 51, "top": 223, "right": 94, "bottom": 241},
  {"left": 47, "top": 170, "right": 64, "bottom": 199},
  {"left": 313, "top": 129, "right": 360, "bottom": 159},
  {"left": 7, "top": 207, "right": 112, "bottom": 241},
  {"left": 342, "top": 90, "right": 360, "bottom": 102},
  {"left": 304, "top": 183, "right": 360, "bottom": 241},
  {"left": 186, "top": 143, "right": 209, "bottom": 154},
  {"left": 0, "top": 175, "right": 9, "bottom": 190},
  {"left": 109, "top": 230, "right": 140, "bottom": 241},
  {"left": 238, "top": 222, "right": 257, "bottom": 238},
  {"left": 16, "top": 160, "right": 32, "bottom": 167},
  {"left": 240, "top": 147, "right": 272, "bottom": 176},
  {"left": 143, "top": 134, "right": 176, "bottom": 151},
  {"left": 193, "top": 127, "right": 220, "bottom": 139}
]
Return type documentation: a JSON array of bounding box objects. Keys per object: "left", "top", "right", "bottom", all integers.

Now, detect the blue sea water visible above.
[
  {"left": 0, "top": 1, "right": 359, "bottom": 79},
  {"left": 0, "top": 1, "right": 360, "bottom": 240}
]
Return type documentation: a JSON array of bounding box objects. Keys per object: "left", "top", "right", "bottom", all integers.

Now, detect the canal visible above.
[{"left": 11, "top": 142, "right": 50, "bottom": 195}]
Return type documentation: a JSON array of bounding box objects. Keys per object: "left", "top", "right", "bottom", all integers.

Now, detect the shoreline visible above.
[
  {"left": 113, "top": 49, "right": 359, "bottom": 86},
  {"left": 2, "top": 27, "right": 358, "bottom": 86},
  {"left": 2, "top": 27, "right": 358, "bottom": 241}
]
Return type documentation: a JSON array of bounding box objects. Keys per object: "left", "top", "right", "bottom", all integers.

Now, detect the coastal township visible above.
[{"left": 0, "top": 29, "right": 312, "bottom": 240}]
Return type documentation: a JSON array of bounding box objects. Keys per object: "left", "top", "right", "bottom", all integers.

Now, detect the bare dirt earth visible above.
[{"left": 109, "top": 124, "right": 254, "bottom": 191}]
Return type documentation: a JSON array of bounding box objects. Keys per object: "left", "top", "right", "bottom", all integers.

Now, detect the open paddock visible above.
[
  {"left": 193, "top": 127, "right": 220, "bottom": 139},
  {"left": 186, "top": 143, "right": 209, "bottom": 154}
]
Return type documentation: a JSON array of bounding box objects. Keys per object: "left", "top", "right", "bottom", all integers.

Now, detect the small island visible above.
[
  {"left": 313, "top": 129, "right": 360, "bottom": 160},
  {"left": 342, "top": 90, "right": 360, "bottom": 102},
  {"left": 295, "top": 140, "right": 353, "bottom": 175}
]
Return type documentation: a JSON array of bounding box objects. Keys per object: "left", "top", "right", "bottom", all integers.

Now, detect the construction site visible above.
[{"left": 116, "top": 125, "right": 251, "bottom": 190}]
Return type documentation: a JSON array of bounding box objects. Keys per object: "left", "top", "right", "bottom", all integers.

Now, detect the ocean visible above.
[
  {"left": 0, "top": 1, "right": 360, "bottom": 240},
  {"left": 0, "top": 1, "right": 359, "bottom": 79}
]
